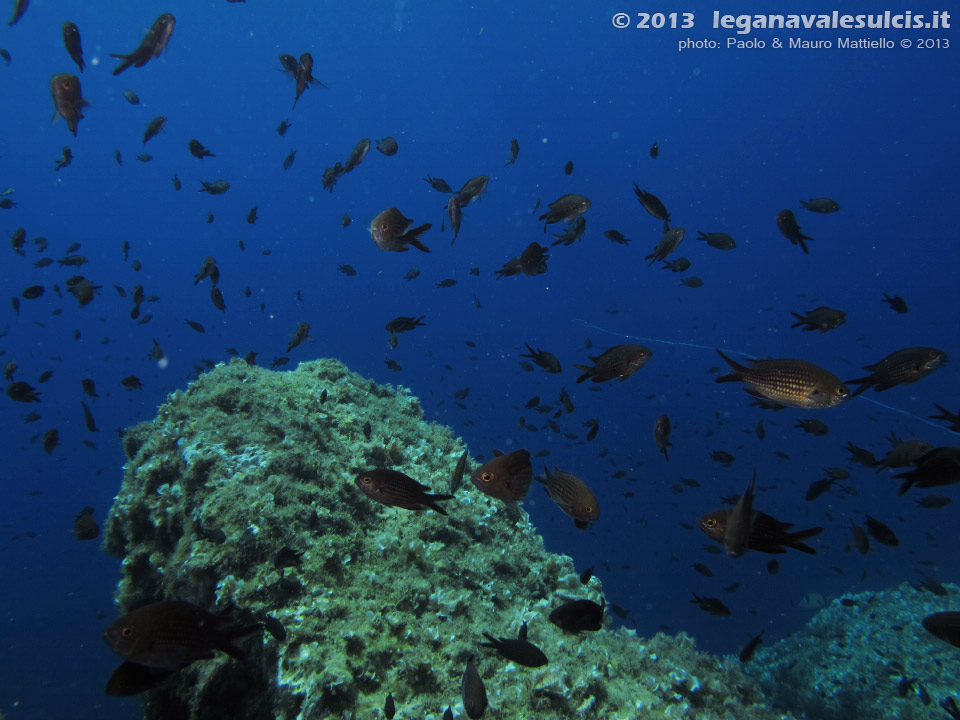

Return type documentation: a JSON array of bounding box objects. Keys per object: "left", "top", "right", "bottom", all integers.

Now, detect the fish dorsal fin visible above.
[{"left": 492, "top": 449, "right": 504, "bottom": 457}]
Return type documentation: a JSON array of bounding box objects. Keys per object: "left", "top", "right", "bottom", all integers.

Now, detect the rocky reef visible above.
[
  {"left": 745, "top": 582, "right": 960, "bottom": 720},
  {"left": 104, "top": 358, "right": 796, "bottom": 719}
]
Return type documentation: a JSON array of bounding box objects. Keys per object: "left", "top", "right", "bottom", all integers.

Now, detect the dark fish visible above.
[
  {"left": 930, "top": 403, "right": 960, "bottom": 433},
  {"left": 881, "top": 293, "right": 908, "bottom": 313},
  {"left": 558, "top": 387, "right": 574, "bottom": 414},
  {"left": 564, "top": 160, "right": 574, "bottom": 175},
  {"left": 278, "top": 54, "right": 298, "bottom": 75},
  {"left": 538, "top": 194, "right": 590, "bottom": 229},
  {"left": 539, "top": 466, "right": 599, "bottom": 529},
  {"left": 338, "top": 264, "right": 356, "bottom": 276},
  {"left": 845, "top": 441, "right": 880, "bottom": 468},
  {"left": 632, "top": 184, "right": 670, "bottom": 224},
  {"left": 184, "top": 319, "right": 205, "bottom": 333},
  {"left": 385, "top": 316, "right": 425, "bottom": 333},
  {"left": 579, "top": 567, "right": 593, "bottom": 585},
  {"left": 574, "top": 344, "right": 651, "bottom": 383},
  {"left": 549, "top": 598, "right": 604, "bottom": 633},
  {"left": 384, "top": 692, "right": 395, "bottom": 720},
  {"left": 114, "top": 149, "right": 122, "bottom": 165},
  {"left": 0, "top": 48, "right": 9, "bottom": 64},
  {"left": 755, "top": 419, "right": 765, "bottom": 440},
  {"left": 480, "top": 631, "right": 547, "bottom": 667},
  {"left": 370, "top": 208, "right": 431, "bottom": 253},
  {"left": 450, "top": 449, "right": 469, "bottom": 494},
  {"left": 110, "top": 13, "right": 176, "bottom": 75},
  {"left": 724, "top": 471, "right": 756, "bottom": 557},
  {"left": 7, "top": 381, "right": 40, "bottom": 402},
  {"left": 210, "top": 287, "right": 226, "bottom": 311},
  {"left": 551, "top": 216, "right": 586, "bottom": 246},
  {"left": 922, "top": 611, "right": 960, "bottom": 649},
  {"left": 81, "top": 378, "right": 98, "bottom": 397},
  {"left": 376, "top": 136, "right": 398, "bottom": 156},
  {"left": 121, "top": 376, "right": 143, "bottom": 390},
  {"left": 662, "top": 257, "right": 691, "bottom": 272},
  {"left": 105, "top": 661, "right": 174, "bottom": 696},
  {"left": 136, "top": 153, "right": 152, "bottom": 162},
  {"left": 43, "top": 428, "right": 59, "bottom": 453},
  {"left": 690, "top": 593, "right": 731, "bottom": 616},
  {"left": 277, "top": 119, "right": 291, "bottom": 136},
  {"left": 790, "top": 306, "right": 846, "bottom": 332},
  {"left": 286, "top": 322, "right": 311, "bottom": 352},
  {"left": 697, "top": 231, "right": 736, "bottom": 250},
  {"left": 800, "top": 197, "right": 840, "bottom": 213},
  {"left": 715, "top": 348, "right": 849, "bottom": 409},
  {"left": 654, "top": 414, "right": 671, "bottom": 461},
  {"left": 73, "top": 506, "right": 99, "bottom": 540},
  {"left": 436, "top": 278, "right": 456, "bottom": 288},
  {"left": 776, "top": 209, "right": 813, "bottom": 253},
  {"left": 461, "top": 659, "right": 487, "bottom": 719},
  {"left": 37, "top": 370, "right": 53, "bottom": 383},
  {"left": 863, "top": 515, "right": 899, "bottom": 547},
  {"left": 446, "top": 196, "right": 462, "bottom": 244},
  {"left": 355, "top": 469, "right": 453, "bottom": 515},
  {"left": 103, "top": 600, "right": 261, "bottom": 669},
  {"left": 645, "top": 227, "right": 685, "bottom": 266},
  {"left": 456, "top": 175, "right": 489, "bottom": 206},
  {"left": 505, "top": 138, "right": 519, "bottom": 166},
  {"left": 81, "top": 400, "right": 98, "bottom": 432},
  {"left": 692, "top": 563, "right": 713, "bottom": 577},
  {"left": 274, "top": 546, "right": 303, "bottom": 572},
  {"left": 804, "top": 478, "right": 838, "bottom": 502},
  {"left": 699, "top": 505, "right": 822, "bottom": 554},
  {"left": 21, "top": 285, "right": 44, "bottom": 299},
  {"left": 142, "top": 115, "right": 166, "bottom": 144},
  {"left": 423, "top": 175, "right": 452, "bottom": 193},
  {"left": 50, "top": 73, "right": 87, "bottom": 136},
  {"left": 893, "top": 447, "right": 960, "bottom": 496},
  {"left": 603, "top": 229, "right": 631, "bottom": 245},
  {"left": 172, "top": 174, "right": 181, "bottom": 190},
  {"left": 341, "top": 214, "right": 351, "bottom": 228},
  {"left": 66, "top": 275, "right": 101, "bottom": 306},
  {"left": 649, "top": 142, "right": 659, "bottom": 158},
  {"left": 845, "top": 347, "right": 947, "bottom": 396},
  {"left": 766, "top": 559, "right": 779, "bottom": 574},
  {"left": 343, "top": 138, "right": 371, "bottom": 173},
  {"left": 199, "top": 180, "right": 230, "bottom": 194},
  {"left": 520, "top": 344, "right": 561, "bottom": 373},
  {"left": 62, "top": 22, "right": 85, "bottom": 72},
  {"left": 680, "top": 276, "right": 703, "bottom": 288},
  {"left": 123, "top": 89, "right": 140, "bottom": 104},
  {"left": 247, "top": 206, "right": 258, "bottom": 224},
  {"left": 738, "top": 631, "right": 764, "bottom": 662},
  {"left": 8, "top": 0, "right": 27, "bottom": 26},
  {"left": 443, "top": 708, "right": 454, "bottom": 720},
  {"left": 189, "top": 139, "right": 215, "bottom": 158},
  {"left": 292, "top": 52, "right": 325, "bottom": 107},
  {"left": 850, "top": 522, "right": 870, "bottom": 554},
  {"left": 795, "top": 419, "right": 829, "bottom": 436},
  {"left": 470, "top": 449, "right": 532, "bottom": 505},
  {"left": 282, "top": 149, "right": 295, "bottom": 170}
]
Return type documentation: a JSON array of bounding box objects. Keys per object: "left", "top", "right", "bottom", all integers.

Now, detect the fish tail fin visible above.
[
  {"left": 843, "top": 378, "right": 872, "bottom": 397},
  {"left": 714, "top": 348, "right": 746, "bottom": 382},
  {"left": 218, "top": 622, "right": 264, "bottom": 663},
  {"left": 663, "top": 443, "right": 671, "bottom": 462},
  {"left": 405, "top": 223, "right": 432, "bottom": 253},
  {"left": 789, "top": 313, "right": 805, "bottom": 327},
  {"left": 787, "top": 526, "right": 823, "bottom": 554},
  {"left": 109, "top": 54, "right": 134, "bottom": 75},
  {"left": 573, "top": 364, "right": 592, "bottom": 384},
  {"left": 425, "top": 493, "right": 454, "bottom": 515},
  {"left": 799, "top": 237, "right": 811, "bottom": 254}
]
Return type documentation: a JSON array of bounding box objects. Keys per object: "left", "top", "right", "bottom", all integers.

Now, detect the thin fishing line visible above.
[{"left": 574, "top": 318, "right": 956, "bottom": 437}]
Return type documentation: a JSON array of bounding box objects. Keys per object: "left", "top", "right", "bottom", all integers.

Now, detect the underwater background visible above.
[{"left": 0, "top": 1, "right": 957, "bottom": 718}]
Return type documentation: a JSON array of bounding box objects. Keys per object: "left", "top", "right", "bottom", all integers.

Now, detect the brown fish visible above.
[
  {"left": 370, "top": 208, "right": 431, "bottom": 253},
  {"left": 505, "top": 138, "right": 519, "bottom": 166},
  {"left": 73, "top": 506, "right": 99, "bottom": 540},
  {"left": 142, "top": 115, "right": 166, "bottom": 144},
  {"left": 850, "top": 521, "right": 870, "bottom": 554},
  {"left": 645, "top": 227, "right": 685, "bottom": 266},
  {"left": 790, "top": 306, "right": 846, "bottom": 333},
  {"left": 471, "top": 449, "right": 532, "bottom": 505},
  {"left": 292, "top": 52, "right": 326, "bottom": 107},
  {"left": 699, "top": 506, "right": 822, "bottom": 554},
  {"left": 423, "top": 175, "right": 452, "bottom": 193},
  {"left": 210, "top": 287, "right": 226, "bottom": 312},
  {"left": 111, "top": 13, "right": 176, "bottom": 76},
  {"left": 922, "top": 611, "right": 960, "bottom": 649},
  {"left": 286, "top": 322, "right": 311, "bottom": 352},
  {"left": 697, "top": 231, "right": 736, "bottom": 250},
  {"left": 50, "top": 73, "right": 87, "bottom": 136},
  {"left": 520, "top": 344, "right": 561, "bottom": 373},
  {"left": 447, "top": 196, "right": 462, "bottom": 244},
  {"left": 538, "top": 193, "right": 590, "bottom": 229},
  {"left": 103, "top": 599, "right": 261, "bottom": 669},
  {"left": 479, "top": 630, "right": 547, "bottom": 667},
  {"left": 8, "top": 0, "right": 28, "bottom": 26},
  {"left": 724, "top": 471, "right": 756, "bottom": 557},
  {"left": 519, "top": 242, "right": 549, "bottom": 276},
  {"left": 105, "top": 661, "right": 174, "bottom": 696},
  {"left": 715, "top": 349, "right": 849, "bottom": 409},
  {"left": 456, "top": 175, "right": 489, "bottom": 206},
  {"left": 574, "top": 344, "right": 651, "bottom": 383},
  {"left": 354, "top": 469, "right": 453, "bottom": 515},
  {"left": 800, "top": 197, "right": 840, "bottom": 213},
  {"left": 549, "top": 598, "right": 604, "bottom": 633},
  {"left": 776, "top": 209, "right": 813, "bottom": 253},
  {"left": 198, "top": 180, "right": 230, "bottom": 194},
  {"left": 343, "top": 138, "right": 371, "bottom": 173},
  {"left": 893, "top": 446, "right": 960, "bottom": 496},
  {"left": 461, "top": 659, "right": 487, "bottom": 719},
  {"left": 62, "top": 22, "right": 85, "bottom": 72},
  {"left": 654, "top": 414, "right": 671, "bottom": 461},
  {"left": 632, "top": 185, "right": 670, "bottom": 224},
  {"left": 845, "top": 347, "right": 947, "bottom": 397},
  {"left": 385, "top": 316, "right": 425, "bottom": 333},
  {"left": 538, "top": 466, "right": 599, "bottom": 529},
  {"left": 450, "top": 449, "right": 470, "bottom": 494},
  {"left": 189, "top": 139, "right": 215, "bottom": 158},
  {"left": 881, "top": 293, "right": 908, "bottom": 313},
  {"left": 376, "top": 136, "right": 398, "bottom": 155}
]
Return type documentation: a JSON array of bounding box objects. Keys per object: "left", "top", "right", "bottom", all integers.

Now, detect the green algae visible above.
[{"left": 105, "top": 358, "right": 796, "bottom": 720}]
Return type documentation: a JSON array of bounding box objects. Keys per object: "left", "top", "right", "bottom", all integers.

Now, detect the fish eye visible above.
[
  {"left": 121, "top": 626, "right": 134, "bottom": 638},
  {"left": 836, "top": 385, "right": 850, "bottom": 397},
  {"left": 706, "top": 519, "right": 717, "bottom": 528},
  {"left": 361, "top": 476, "right": 371, "bottom": 484},
  {"left": 481, "top": 471, "right": 494, "bottom": 483},
  {"left": 380, "top": 223, "right": 389, "bottom": 232},
  {"left": 584, "top": 505, "right": 593, "bottom": 513},
  {"left": 62, "top": 81, "right": 72, "bottom": 90}
]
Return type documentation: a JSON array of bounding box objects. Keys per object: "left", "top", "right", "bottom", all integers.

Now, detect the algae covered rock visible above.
[
  {"left": 745, "top": 582, "right": 960, "bottom": 720},
  {"left": 105, "top": 358, "right": 796, "bottom": 719}
]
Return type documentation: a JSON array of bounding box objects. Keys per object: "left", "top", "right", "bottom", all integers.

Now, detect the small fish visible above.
[
  {"left": 190, "top": 139, "right": 215, "bottom": 158},
  {"left": 480, "top": 630, "right": 547, "bottom": 667},
  {"left": 804, "top": 477, "right": 838, "bottom": 502},
  {"left": 575, "top": 344, "right": 651, "bottom": 383},
  {"left": 564, "top": 160, "right": 574, "bottom": 175},
  {"left": 286, "top": 322, "right": 311, "bottom": 352},
  {"left": 930, "top": 403, "right": 960, "bottom": 433},
  {"left": 142, "top": 115, "right": 166, "bottom": 144},
  {"left": 375, "top": 136, "right": 398, "bottom": 156},
  {"left": 645, "top": 227, "right": 686, "bottom": 266},
  {"left": 505, "top": 138, "right": 519, "bottom": 166},
  {"left": 80, "top": 400, "right": 98, "bottom": 432},
  {"left": 8, "top": 0, "right": 28, "bottom": 26},
  {"left": 790, "top": 306, "right": 846, "bottom": 332},
  {"left": 662, "top": 257, "right": 691, "bottom": 272},
  {"left": 800, "top": 197, "right": 840, "bottom": 213},
  {"left": 755, "top": 419, "right": 765, "bottom": 440},
  {"left": 697, "top": 231, "right": 736, "bottom": 250},
  {"left": 450, "top": 449, "right": 470, "bottom": 494},
  {"left": 456, "top": 175, "right": 489, "bottom": 206},
  {"left": 423, "top": 175, "right": 452, "bottom": 193},
  {"left": 690, "top": 593, "right": 731, "bottom": 616},
  {"left": 579, "top": 567, "right": 593, "bottom": 585},
  {"left": 123, "top": 89, "right": 140, "bottom": 105},
  {"left": 538, "top": 194, "right": 590, "bottom": 229},
  {"left": 73, "top": 506, "right": 99, "bottom": 540},
  {"left": 171, "top": 174, "right": 181, "bottom": 190},
  {"left": 715, "top": 349, "right": 849, "bottom": 409},
  {"left": 62, "top": 22, "right": 85, "bottom": 72},
  {"left": 724, "top": 471, "right": 756, "bottom": 557},
  {"left": 470, "top": 449, "right": 532, "bottom": 505},
  {"left": 583, "top": 418, "right": 599, "bottom": 442},
  {"left": 136, "top": 153, "right": 152, "bottom": 162},
  {"left": 922, "top": 611, "right": 960, "bottom": 649},
  {"left": 383, "top": 692, "right": 395, "bottom": 720},
  {"left": 7, "top": 381, "right": 40, "bottom": 402},
  {"left": 81, "top": 378, "right": 99, "bottom": 397},
  {"left": 247, "top": 206, "right": 258, "bottom": 224},
  {"left": 104, "top": 661, "right": 174, "bottom": 696},
  {"left": 446, "top": 196, "right": 462, "bottom": 244},
  {"left": 776, "top": 209, "right": 813, "bottom": 253},
  {"left": 692, "top": 563, "right": 713, "bottom": 577},
  {"left": 114, "top": 149, "right": 123, "bottom": 165},
  {"left": 538, "top": 466, "right": 599, "bottom": 529},
  {"left": 385, "top": 316, "right": 425, "bottom": 334},
  {"left": 341, "top": 214, "right": 351, "bottom": 228},
  {"left": 603, "top": 229, "right": 631, "bottom": 245},
  {"left": 649, "top": 142, "right": 659, "bottom": 158},
  {"left": 738, "top": 631, "right": 764, "bottom": 662},
  {"left": 110, "top": 14, "right": 176, "bottom": 76},
  {"left": 121, "top": 376, "right": 143, "bottom": 390},
  {"left": 370, "top": 208, "right": 431, "bottom": 253},
  {"left": 343, "top": 138, "right": 371, "bottom": 173},
  {"left": 845, "top": 347, "right": 947, "bottom": 397},
  {"left": 863, "top": 515, "right": 899, "bottom": 547},
  {"left": 461, "top": 659, "right": 487, "bottom": 719},
  {"left": 50, "top": 74, "right": 87, "bottom": 136},
  {"left": 283, "top": 150, "right": 295, "bottom": 170},
  {"left": 632, "top": 185, "right": 670, "bottom": 224},
  {"left": 103, "top": 600, "right": 261, "bottom": 669},
  {"left": 184, "top": 319, "right": 205, "bottom": 333},
  {"left": 338, "top": 264, "right": 357, "bottom": 276},
  {"left": 549, "top": 598, "right": 604, "bottom": 633},
  {"left": 893, "top": 447, "right": 960, "bottom": 496},
  {"left": 654, "top": 415, "right": 672, "bottom": 461},
  {"left": 0, "top": 48, "right": 9, "bottom": 64},
  {"left": 881, "top": 293, "right": 908, "bottom": 313},
  {"left": 210, "top": 287, "right": 226, "bottom": 312},
  {"left": 277, "top": 119, "right": 291, "bottom": 136},
  {"left": 699, "top": 504, "right": 822, "bottom": 554},
  {"left": 198, "top": 180, "right": 230, "bottom": 194},
  {"left": 520, "top": 344, "right": 561, "bottom": 373},
  {"left": 355, "top": 469, "right": 454, "bottom": 515},
  {"left": 795, "top": 419, "right": 829, "bottom": 436}
]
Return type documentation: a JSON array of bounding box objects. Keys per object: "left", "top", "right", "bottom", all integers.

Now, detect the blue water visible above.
[{"left": 1, "top": 1, "right": 957, "bottom": 718}]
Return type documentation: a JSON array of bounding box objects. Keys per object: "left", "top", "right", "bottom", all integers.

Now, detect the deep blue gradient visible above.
[{"left": 1, "top": 2, "right": 957, "bottom": 718}]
